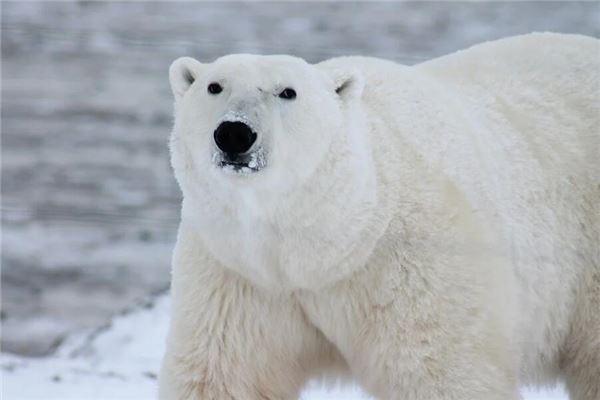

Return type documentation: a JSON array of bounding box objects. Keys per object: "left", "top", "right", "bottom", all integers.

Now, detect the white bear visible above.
[{"left": 159, "top": 33, "right": 599, "bottom": 400}]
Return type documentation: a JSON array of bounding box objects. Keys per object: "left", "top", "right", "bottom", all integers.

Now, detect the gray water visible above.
[{"left": 2, "top": 1, "right": 599, "bottom": 356}]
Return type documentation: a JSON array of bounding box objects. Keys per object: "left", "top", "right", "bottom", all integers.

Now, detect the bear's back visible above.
[{"left": 418, "top": 32, "right": 599, "bottom": 174}]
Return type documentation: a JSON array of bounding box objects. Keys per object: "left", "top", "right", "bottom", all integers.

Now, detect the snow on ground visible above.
[{"left": 1, "top": 293, "right": 568, "bottom": 400}]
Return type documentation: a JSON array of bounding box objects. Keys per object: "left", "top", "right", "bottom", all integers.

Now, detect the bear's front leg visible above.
[
  {"left": 159, "top": 224, "right": 335, "bottom": 400},
  {"left": 299, "top": 223, "right": 522, "bottom": 400}
]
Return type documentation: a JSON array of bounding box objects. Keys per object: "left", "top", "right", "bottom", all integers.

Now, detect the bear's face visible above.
[
  {"left": 168, "top": 54, "right": 372, "bottom": 289},
  {"left": 169, "top": 54, "right": 364, "bottom": 201}
]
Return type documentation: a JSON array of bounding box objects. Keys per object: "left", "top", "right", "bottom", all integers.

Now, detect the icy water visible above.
[{"left": 2, "top": 0, "right": 599, "bottom": 362}]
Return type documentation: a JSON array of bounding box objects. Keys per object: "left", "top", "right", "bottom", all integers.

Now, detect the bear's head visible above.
[
  {"left": 169, "top": 54, "right": 366, "bottom": 197},
  {"left": 168, "top": 54, "right": 376, "bottom": 289}
]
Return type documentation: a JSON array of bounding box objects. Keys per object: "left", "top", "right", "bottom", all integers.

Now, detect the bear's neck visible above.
[{"left": 184, "top": 122, "right": 396, "bottom": 292}]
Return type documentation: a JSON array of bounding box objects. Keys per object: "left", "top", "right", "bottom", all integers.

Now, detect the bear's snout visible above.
[{"left": 214, "top": 121, "right": 257, "bottom": 157}]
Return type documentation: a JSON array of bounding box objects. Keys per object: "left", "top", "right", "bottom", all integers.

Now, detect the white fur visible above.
[{"left": 160, "top": 33, "right": 600, "bottom": 400}]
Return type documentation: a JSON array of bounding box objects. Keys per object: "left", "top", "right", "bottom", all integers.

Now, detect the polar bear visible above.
[{"left": 159, "top": 33, "right": 599, "bottom": 400}]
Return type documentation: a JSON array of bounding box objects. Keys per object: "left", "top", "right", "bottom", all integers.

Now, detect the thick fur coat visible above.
[{"left": 159, "top": 33, "right": 600, "bottom": 400}]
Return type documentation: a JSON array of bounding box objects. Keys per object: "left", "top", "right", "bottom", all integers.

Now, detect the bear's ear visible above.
[
  {"left": 169, "top": 57, "right": 204, "bottom": 100},
  {"left": 326, "top": 68, "right": 365, "bottom": 103}
]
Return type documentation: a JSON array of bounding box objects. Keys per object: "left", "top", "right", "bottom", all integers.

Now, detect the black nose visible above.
[{"left": 214, "top": 121, "right": 257, "bottom": 156}]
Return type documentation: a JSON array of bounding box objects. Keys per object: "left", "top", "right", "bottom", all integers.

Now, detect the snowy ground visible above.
[
  {"left": 2, "top": 2, "right": 598, "bottom": 399},
  {"left": 1, "top": 293, "right": 569, "bottom": 400}
]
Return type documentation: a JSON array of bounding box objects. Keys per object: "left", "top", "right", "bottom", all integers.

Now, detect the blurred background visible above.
[{"left": 1, "top": 1, "right": 599, "bottom": 398}]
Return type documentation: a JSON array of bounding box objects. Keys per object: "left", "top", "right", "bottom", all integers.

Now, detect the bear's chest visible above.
[{"left": 194, "top": 201, "right": 377, "bottom": 290}]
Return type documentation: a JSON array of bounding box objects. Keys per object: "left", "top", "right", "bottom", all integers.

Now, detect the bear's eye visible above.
[
  {"left": 207, "top": 83, "right": 223, "bottom": 95},
  {"left": 279, "top": 88, "right": 297, "bottom": 100}
]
